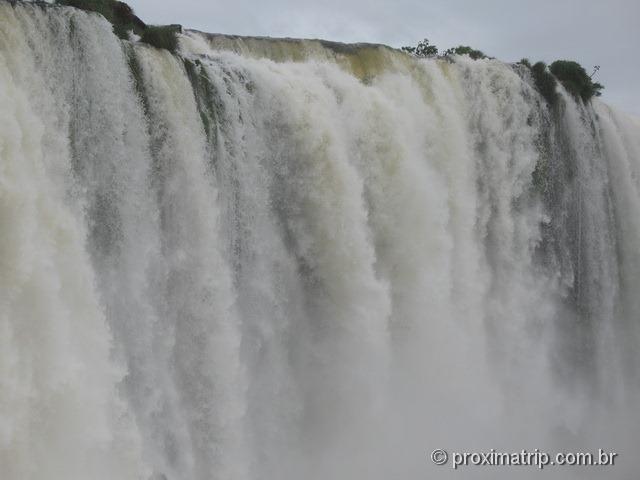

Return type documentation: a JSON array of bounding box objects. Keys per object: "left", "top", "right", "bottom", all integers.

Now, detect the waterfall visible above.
[{"left": 1, "top": 2, "right": 639, "bottom": 479}]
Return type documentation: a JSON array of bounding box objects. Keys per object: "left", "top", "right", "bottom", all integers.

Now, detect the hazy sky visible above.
[{"left": 127, "top": 0, "right": 639, "bottom": 115}]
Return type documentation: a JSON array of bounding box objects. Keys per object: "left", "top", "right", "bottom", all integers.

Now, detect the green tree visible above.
[
  {"left": 549, "top": 60, "right": 604, "bottom": 100},
  {"left": 401, "top": 38, "right": 438, "bottom": 57},
  {"left": 443, "top": 45, "right": 486, "bottom": 60},
  {"left": 530, "top": 62, "right": 558, "bottom": 105}
]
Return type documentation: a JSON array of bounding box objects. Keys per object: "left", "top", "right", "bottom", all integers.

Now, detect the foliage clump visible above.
[
  {"left": 549, "top": 60, "right": 604, "bottom": 101},
  {"left": 530, "top": 61, "right": 558, "bottom": 105},
  {"left": 518, "top": 58, "right": 532, "bottom": 68},
  {"left": 401, "top": 39, "right": 488, "bottom": 60},
  {"left": 55, "top": 0, "right": 146, "bottom": 38},
  {"left": 519, "top": 59, "right": 604, "bottom": 105},
  {"left": 401, "top": 39, "right": 606, "bottom": 107},
  {"left": 140, "top": 25, "right": 181, "bottom": 53},
  {"left": 401, "top": 38, "right": 438, "bottom": 57},
  {"left": 443, "top": 45, "right": 487, "bottom": 60}
]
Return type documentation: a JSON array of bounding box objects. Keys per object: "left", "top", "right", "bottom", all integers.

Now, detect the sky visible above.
[{"left": 126, "top": 0, "right": 639, "bottom": 116}]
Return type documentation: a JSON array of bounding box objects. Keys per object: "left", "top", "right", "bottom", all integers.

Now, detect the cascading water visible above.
[{"left": 1, "top": 2, "right": 639, "bottom": 479}]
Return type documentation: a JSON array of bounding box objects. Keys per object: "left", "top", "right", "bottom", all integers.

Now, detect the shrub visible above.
[
  {"left": 549, "top": 60, "right": 604, "bottom": 101},
  {"left": 444, "top": 45, "right": 486, "bottom": 60},
  {"left": 140, "top": 25, "right": 181, "bottom": 53},
  {"left": 531, "top": 61, "right": 558, "bottom": 105},
  {"left": 401, "top": 38, "right": 438, "bottom": 57},
  {"left": 519, "top": 58, "right": 531, "bottom": 68}
]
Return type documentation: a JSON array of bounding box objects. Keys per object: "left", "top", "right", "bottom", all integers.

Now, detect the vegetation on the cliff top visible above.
[
  {"left": 549, "top": 60, "right": 604, "bottom": 101},
  {"left": 55, "top": 0, "right": 181, "bottom": 52},
  {"left": 401, "top": 38, "right": 438, "bottom": 57},
  {"left": 522, "top": 60, "right": 559, "bottom": 105},
  {"left": 443, "top": 45, "right": 487, "bottom": 60},
  {"left": 402, "top": 39, "right": 604, "bottom": 104},
  {"left": 140, "top": 25, "right": 181, "bottom": 52},
  {"left": 518, "top": 58, "right": 603, "bottom": 104},
  {"left": 401, "top": 39, "right": 487, "bottom": 60}
]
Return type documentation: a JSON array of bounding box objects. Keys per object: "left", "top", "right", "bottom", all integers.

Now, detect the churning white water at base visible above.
[{"left": 1, "top": 2, "right": 640, "bottom": 479}]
